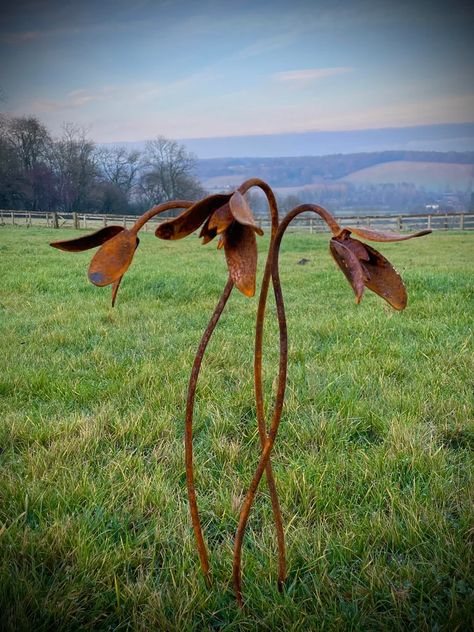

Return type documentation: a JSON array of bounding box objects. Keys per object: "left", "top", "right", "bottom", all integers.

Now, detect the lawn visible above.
[{"left": 0, "top": 226, "right": 473, "bottom": 631}]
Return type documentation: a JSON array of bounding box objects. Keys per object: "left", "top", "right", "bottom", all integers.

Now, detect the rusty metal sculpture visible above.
[{"left": 50, "top": 179, "right": 431, "bottom": 606}]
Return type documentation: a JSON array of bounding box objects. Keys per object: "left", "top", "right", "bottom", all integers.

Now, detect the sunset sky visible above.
[{"left": 1, "top": 0, "right": 473, "bottom": 143}]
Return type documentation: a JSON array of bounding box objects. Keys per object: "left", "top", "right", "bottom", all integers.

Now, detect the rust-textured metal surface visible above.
[
  {"left": 229, "top": 190, "right": 264, "bottom": 235},
  {"left": 230, "top": 203, "right": 431, "bottom": 604},
  {"left": 50, "top": 180, "right": 431, "bottom": 608},
  {"left": 155, "top": 194, "right": 231, "bottom": 240},
  {"left": 88, "top": 229, "right": 139, "bottom": 287},
  {"left": 342, "top": 225, "right": 431, "bottom": 242},
  {"left": 207, "top": 202, "right": 233, "bottom": 235},
  {"left": 156, "top": 190, "right": 265, "bottom": 298},
  {"left": 222, "top": 222, "right": 258, "bottom": 297},
  {"left": 185, "top": 276, "right": 234, "bottom": 585},
  {"left": 330, "top": 238, "right": 366, "bottom": 303},
  {"left": 239, "top": 178, "right": 286, "bottom": 592},
  {"left": 50, "top": 224, "right": 124, "bottom": 251}
]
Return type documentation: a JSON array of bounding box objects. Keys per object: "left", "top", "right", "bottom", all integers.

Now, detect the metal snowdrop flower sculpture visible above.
[
  {"left": 230, "top": 204, "right": 430, "bottom": 605},
  {"left": 50, "top": 225, "right": 141, "bottom": 306},
  {"left": 50, "top": 180, "right": 431, "bottom": 607},
  {"left": 156, "top": 190, "right": 264, "bottom": 296},
  {"left": 329, "top": 225, "right": 430, "bottom": 309}
]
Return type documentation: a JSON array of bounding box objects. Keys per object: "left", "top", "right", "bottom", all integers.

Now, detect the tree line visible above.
[{"left": 0, "top": 115, "right": 205, "bottom": 214}]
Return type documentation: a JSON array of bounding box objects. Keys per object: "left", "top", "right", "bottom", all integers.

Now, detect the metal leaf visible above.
[
  {"left": 329, "top": 239, "right": 365, "bottom": 304},
  {"left": 345, "top": 226, "right": 431, "bottom": 242},
  {"left": 361, "top": 243, "right": 407, "bottom": 310},
  {"left": 223, "top": 223, "right": 257, "bottom": 297},
  {"left": 50, "top": 225, "right": 124, "bottom": 252},
  {"left": 229, "top": 191, "right": 264, "bottom": 235},
  {"left": 88, "top": 229, "right": 138, "bottom": 287},
  {"left": 155, "top": 194, "right": 231, "bottom": 240}
]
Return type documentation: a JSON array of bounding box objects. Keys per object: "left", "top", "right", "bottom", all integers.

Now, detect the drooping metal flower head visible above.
[
  {"left": 155, "top": 191, "right": 263, "bottom": 297},
  {"left": 329, "top": 226, "right": 431, "bottom": 310},
  {"left": 50, "top": 225, "right": 139, "bottom": 306}
]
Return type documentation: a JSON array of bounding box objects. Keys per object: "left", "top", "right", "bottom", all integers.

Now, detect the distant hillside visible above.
[
  {"left": 197, "top": 151, "right": 474, "bottom": 191},
  {"left": 339, "top": 161, "right": 473, "bottom": 192},
  {"left": 182, "top": 122, "right": 474, "bottom": 158}
]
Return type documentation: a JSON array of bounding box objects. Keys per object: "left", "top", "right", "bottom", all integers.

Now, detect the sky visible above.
[{"left": 1, "top": 0, "right": 473, "bottom": 144}]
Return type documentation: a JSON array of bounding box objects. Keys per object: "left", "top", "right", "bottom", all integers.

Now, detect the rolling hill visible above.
[
  {"left": 339, "top": 161, "right": 474, "bottom": 191},
  {"left": 198, "top": 151, "right": 474, "bottom": 194}
]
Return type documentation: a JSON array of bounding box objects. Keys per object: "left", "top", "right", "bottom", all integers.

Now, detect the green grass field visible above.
[{"left": 1, "top": 226, "right": 473, "bottom": 631}]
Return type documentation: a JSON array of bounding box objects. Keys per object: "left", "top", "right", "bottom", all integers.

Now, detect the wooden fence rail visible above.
[{"left": 1, "top": 209, "right": 473, "bottom": 232}]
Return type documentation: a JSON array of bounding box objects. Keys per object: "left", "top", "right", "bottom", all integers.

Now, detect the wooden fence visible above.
[{"left": 1, "top": 209, "right": 473, "bottom": 232}]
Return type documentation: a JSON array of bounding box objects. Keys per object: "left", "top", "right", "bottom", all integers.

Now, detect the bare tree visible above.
[
  {"left": 139, "top": 136, "right": 205, "bottom": 206},
  {"left": 1, "top": 116, "right": 51, "bottom": 210},
  {"left": 5, "top": 116, "right": 49, "bottom": 171},
  {"left": 47, "top": 124, "right": 98, "bottom": 212},
  {"left": 96, "top": 145, "right": 141, "bottom": 198}
]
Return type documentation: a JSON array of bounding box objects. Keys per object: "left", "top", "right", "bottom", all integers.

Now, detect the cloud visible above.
[
  {"left": 273, "top": 67, "right": 354, "bottom": 84},
  {"left": 236, "top": 31, "right": 304, "bottom": 59},
  {"left": 29, "top": 87, "right": 119, "bottom": 113}
]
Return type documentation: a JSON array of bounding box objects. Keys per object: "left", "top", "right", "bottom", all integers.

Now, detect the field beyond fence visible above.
[{"left": 1, "top": 209, "right": 474, "bottom": 232}]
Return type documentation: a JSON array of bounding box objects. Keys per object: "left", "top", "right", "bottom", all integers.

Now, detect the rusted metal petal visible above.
[
  {"left": 223, "top": 223, "right": 257, "bottom": 297},
  {"left": 208, "top": 203, "right": 234, "bottom": 234},
  {"left": 199, "top": 216, "right": 217, "bottom": 244},
  {"left": 345, "top": 226, "right": 431, "bottom": 242},
  {"left": 88, "top": 229, "right": 138, "bottom": 287},
  {"left": 155, "top": 194, "right": 232, "bottom": 240},
  {"left": 329, "top": 239, "right": 365, "bottom": 304},
  {"left": 229, "top": 191, "right": 264, "bottom": 236},
  {"left": 50, "top": 225, "right": 124, "bottom": 252},
  {"left": 361, "top": 243, "right": 407, "bottom": 310},
  {"left": 341, "top": 236, "right": 370, "bottom": 261}
]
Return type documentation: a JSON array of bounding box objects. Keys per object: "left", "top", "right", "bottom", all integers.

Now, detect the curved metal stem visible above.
[
  {"left": 232, "top": 203, "right": 337, "bottom": 606},
  {"left": 185, "top": 276, "right": 234, "bottom": 584},
  {"left": 133, "top": 199, "right": 234, "bottom": 585},
  {"left": 132, "top": 199, "right": 193, "bottom": 233},
  {"left": 238, "top": 179, "right": 286, "bottom": 590}
]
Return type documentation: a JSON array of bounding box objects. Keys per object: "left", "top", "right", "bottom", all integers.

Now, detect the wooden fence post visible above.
[
  {"left": 103, "top": 214, "right": 107, "bottom": 227},
  {"left": 397, "top": 215, "right": 402, "bottom": 231},
  {"left": 11, "top": 211, "right": 15, "bottom": 225},
  {"left": 310, "top": 218, "right": 314, "bottom": 233},
  {"left": 427, "top": 215, "right": 431, "bottom": 230},
  {"left": 83, "top": 214, "right": 87, "bottom": 229},
  {"left": 460, "top": 214, "right": 464, "bottom": 230},
  {"left": 53, "top": 212, "right": 59, "bottom": 229},
  {"left": 73, "top": 212, "right": 79, "bottom": 229}
]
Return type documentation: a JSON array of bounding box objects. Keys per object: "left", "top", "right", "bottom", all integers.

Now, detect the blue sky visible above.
[{"left": 1, "top": 0, "right": 473, "bottom": 142}]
